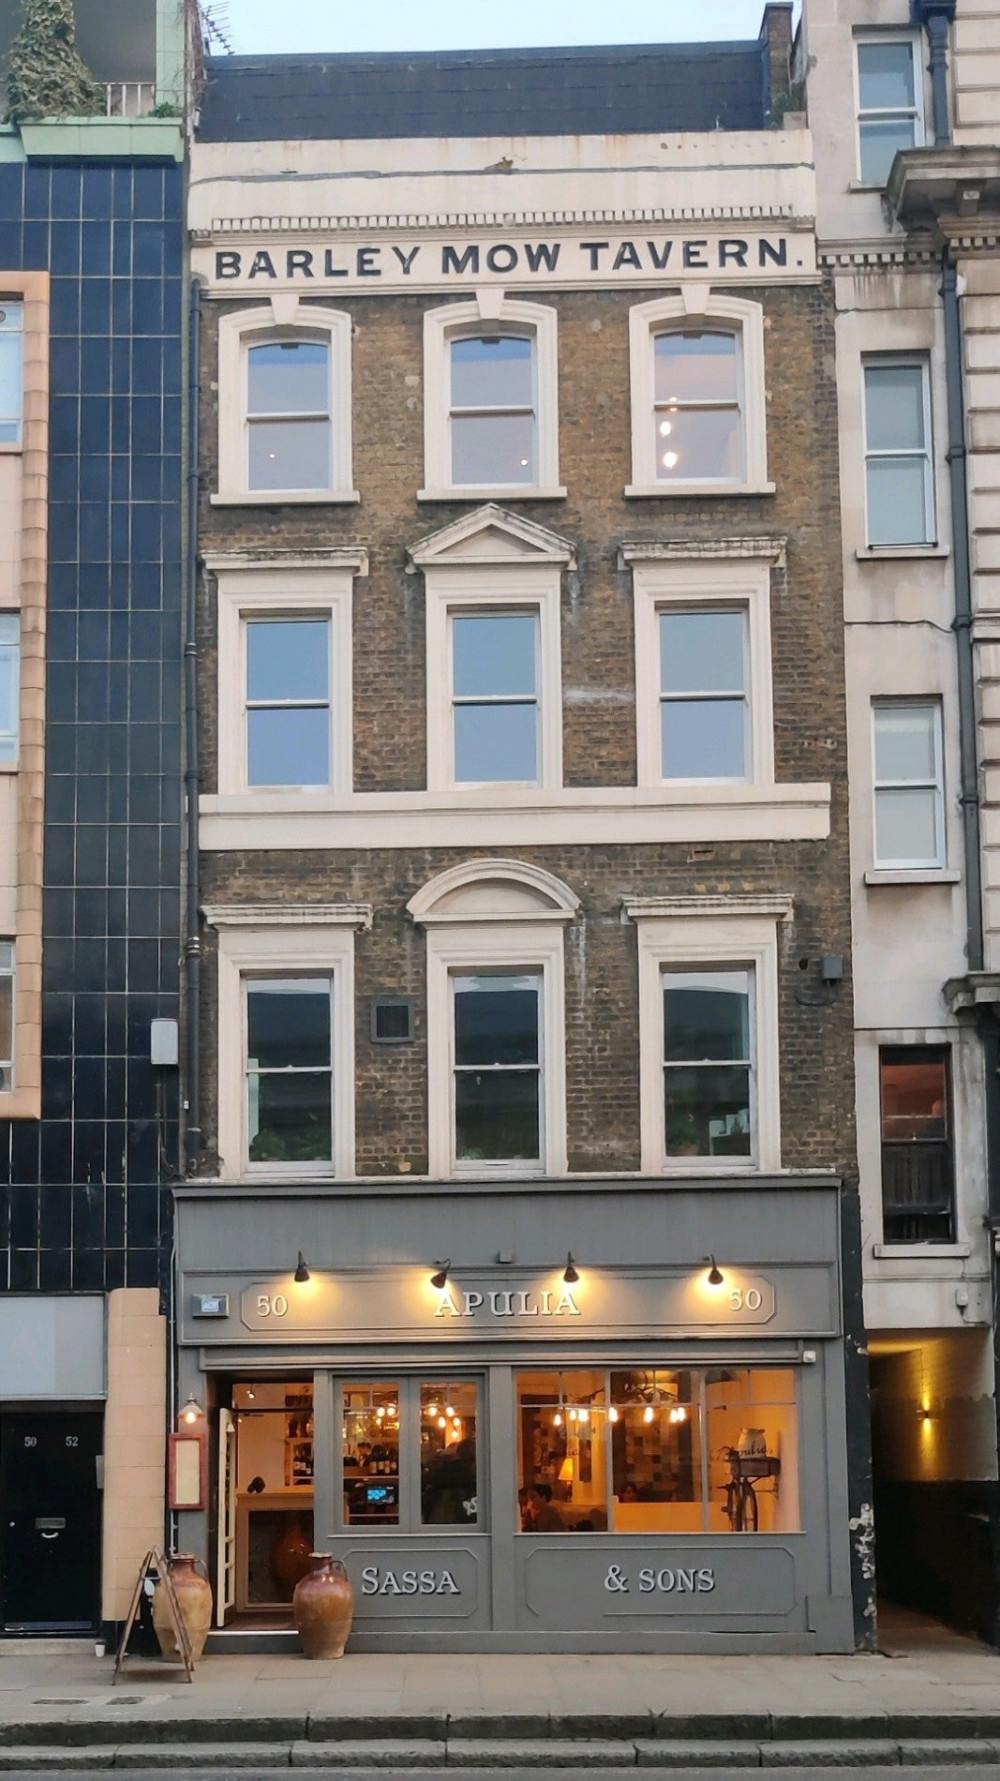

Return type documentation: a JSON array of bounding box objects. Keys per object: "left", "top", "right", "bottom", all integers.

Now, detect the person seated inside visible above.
[{"left": 527, "top": 1482, "right": 564, "bottom": 1531}]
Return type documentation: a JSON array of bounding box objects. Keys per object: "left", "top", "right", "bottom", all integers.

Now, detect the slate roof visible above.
[{"left": 199, "top": 41, "right": 772, "bottom": 143}]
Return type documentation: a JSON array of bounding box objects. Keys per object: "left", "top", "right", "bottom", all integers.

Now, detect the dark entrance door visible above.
[{"left": 0, "top": 1413, "right": 102, "bottom": 1631}]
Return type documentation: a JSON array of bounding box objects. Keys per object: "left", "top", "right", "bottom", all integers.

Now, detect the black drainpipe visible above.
[
  {"left": 941, "top": 256, "right": 984, "bottom": 978},
  {"left": 183, "top": 277, "right": 203, "bottom": 1176}
]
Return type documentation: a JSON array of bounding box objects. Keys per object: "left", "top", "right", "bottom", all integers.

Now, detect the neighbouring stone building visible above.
[
  {"left": 0, "top": 0, "right": 185, "bottom": 1636},
  {"left": 175, "top": 7, "right": 874, "bottom": 1652},
  {"left": 803, "top": 0, "right": 1000, "bottom": 1641}
]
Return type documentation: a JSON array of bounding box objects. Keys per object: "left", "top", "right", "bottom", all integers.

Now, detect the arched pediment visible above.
[{"left": 407, "top": 858, "right": 580, "bottom": 925}]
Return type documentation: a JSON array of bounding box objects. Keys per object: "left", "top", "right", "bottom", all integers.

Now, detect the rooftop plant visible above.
[{"left": 3, "top": 0, "right": 104, "bottom": 125}]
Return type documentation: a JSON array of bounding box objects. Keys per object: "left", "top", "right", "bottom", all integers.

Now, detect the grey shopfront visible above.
[{"left": 174, "top": 1179, "right": 855, "bottom": 1652}]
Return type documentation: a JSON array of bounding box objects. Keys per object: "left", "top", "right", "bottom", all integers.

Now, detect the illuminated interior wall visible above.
[{"left": 871, "top": 1331, "right": 996, "bottom": 1484}]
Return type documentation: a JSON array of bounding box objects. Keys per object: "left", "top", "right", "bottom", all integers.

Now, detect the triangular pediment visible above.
[{"left": 407, "top": 504, "right": 576, "bottom": 570}]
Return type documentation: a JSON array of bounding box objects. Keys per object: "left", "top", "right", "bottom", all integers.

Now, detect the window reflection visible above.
[
  {"left": 342, "top": 1383, "right": 400, "bottom": 1525},
  {"left": 515, "top": 1367, "right": 798, "bottom": 1533},
  {"left": 420, "top": 1382, "right": 478, "bottom": 1524}
]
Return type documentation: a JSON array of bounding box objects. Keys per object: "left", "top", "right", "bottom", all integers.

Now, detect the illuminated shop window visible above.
[
  {"left": 340, "top": 1379, "right": 480, "bottom": 1531},
  {"left": 516, "top": 1367, "right": 799, "bottom": 1533}
]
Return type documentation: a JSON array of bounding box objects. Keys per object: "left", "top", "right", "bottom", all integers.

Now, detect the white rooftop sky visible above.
[{"left": 222, "top": 0, "right": 799, "bottom": 57}]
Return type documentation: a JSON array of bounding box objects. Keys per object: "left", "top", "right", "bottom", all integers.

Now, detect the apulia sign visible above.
[
  {"left": 193, "top": 229, "right": 816, "bottom": 294},
  {"left": 221, "top": 1269, "right": 777, "bottom": 1338}
]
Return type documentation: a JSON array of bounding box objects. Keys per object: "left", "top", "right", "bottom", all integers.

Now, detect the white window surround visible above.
[
  {"left": 626, "top": 895, "right": 789, "bottom": 1176},
  {"left": 862, "top": 355, "right": 936, "bottom": 550},
  {"left": 626, "top": 290, "right": 772, "bottom": 499},
  {"left": 630, "top": 554, "right": 776, "bottom": 791},
  {"left": 206, "top": 901, "right": 371, "bottom": 1181},
  {"left": 408, "top": 860, "right": 577, "bottom": 1178},
  {"left": 413, "top": 504, "right": 571, "bottom": 795},
  {"left": 854, "top": 34, "right": 925, "bottom": 189},
  {"left": 871, "top": 699, "right": 946, "bottom": 871},
  {"left": 207, "top": 551, "right": 365, "bottom": 798},
  {"left": 420, "top": 293, "right": 565, "bottom": 501},
  {"left": 213, "top": 300, "right": 358, "bottom": 506}
]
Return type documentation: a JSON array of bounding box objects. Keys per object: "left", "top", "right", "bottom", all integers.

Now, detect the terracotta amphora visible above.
[
  {"left": 292, "top": 1552, "right": 354, "bottom": 1658},
  {"left": 151, "top": 1553, "right": 213, "bottom": 1663}
]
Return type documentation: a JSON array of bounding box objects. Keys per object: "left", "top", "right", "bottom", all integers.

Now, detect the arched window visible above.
[
  {"left": 421, "top": 297, "right": 563, "bottom": 501},
  {"left": 215, "top": 302, "right": 357, "bottom": 505},
  {"left": 409, "top": 860, "right": 578, "bottom": 1177},
  {"left": 627, "top": 294, "right": 771, "bottom": 497}
]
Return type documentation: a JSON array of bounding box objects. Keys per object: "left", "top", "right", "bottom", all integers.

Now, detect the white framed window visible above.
[
  {"left": 452, "top": 969, "right": 543, "bottom": 1170},
  {"left": 208, "top": 552, "right": 363, "bottom": 797},
  {"left": 245, "top": 974, "right": 334, "bottom": 1168},
  {"left": 872, "top": 700, "right": 945, "bottom": 869},
  {"left": 0, "top": 303, "right": 23, "bottom": 446},
  {"left": 627, "top": 897, "right": 787, "bottom": 1174},
  {"left": 0, "top": 615, "right": 19, "bottom": 765},
  {"left": 662, "top": 967, "right": 754, "bottom": 1164},
  {"left": 408, "top": 859, "right": 578, "bottom": 1178},
  {"left": 864, "top": 358, "right": 935, "bottom": 548},
  {"left": 215, "top": 301, "right": 357, "bottom": 505},
  {"left": 627, "top": 293, "right": 771, "bottom": 497},
  {"left": 631, "top": 555, "right": 775, "bottom": 790},
  {"left": 207, "top": 902, "right": 370, "bottom": 1180},
  {"left": 425, "top": 565, "right": 563, "bottom": 794},
  {"left": 856, "top": 36, "right": 923, "bottom": 186},
  {"left": 421, "top": 296, "right": 563, "bottom": 500},
  {"left": 450, "top": 607, "right": 540, "bottom": 787},
  {"left": 0, "top": 941, "right": 13, "bottom": 1093}
]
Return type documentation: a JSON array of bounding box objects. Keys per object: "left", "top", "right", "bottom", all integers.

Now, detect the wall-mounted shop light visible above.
[
  {"left": 430, "top": 1259, "right": 451, "bottom": 1290},
  {"left": 294, "top": 1252, "right": 311, "bottom": 1284},
  {"left": 704, "top": 1255, "right": 724, "bottom": 1287},
  {"left": 179, "top": 1394, "right": 204, "bottom": 1427},
  {"left": 563, "top": 1252, "right": 579, "bottom": 1284}
]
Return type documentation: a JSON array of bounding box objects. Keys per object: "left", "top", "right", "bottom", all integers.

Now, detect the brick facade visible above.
[{"left": 194, "top": 276, "right": 855, "bottom": 1186}]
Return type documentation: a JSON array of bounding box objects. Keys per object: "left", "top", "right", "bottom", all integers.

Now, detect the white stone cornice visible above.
[
  {"left": 203, "top": 548, "right": 369, "bottom": 576},
  {"left": 622, "top": 893, "right": 795, "bottom": 923},
  {"left": 819, "top": 242, "right": 941, "bottom": 272},
  {"left": 198, "top": 204, "right": 808, "bottom": 240},
  {"left": 203, "top": 902, "right": 374, "bottom": 930},
  {"left": 618, "top": 536, "right": 787, "bottom": 570}
]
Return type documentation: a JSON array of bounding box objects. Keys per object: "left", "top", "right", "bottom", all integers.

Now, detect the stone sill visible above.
[
  {"left": 872, "top": 1243, "right": 972, "bottom": 1260},
  {"left": 418, "top": 487, "right": 567, "bottom": 502},
  {"left": 865, "top": 868, "right": 960, "bottom": 886},
  {"left": 857, "top": 545, "right": 948, "bottom": 560},
  {"left": 625, "top": 482, "right": 776, "bottom": 500},
  {"left": 211, "top": 489, "right": 361, "bottom": 507}
]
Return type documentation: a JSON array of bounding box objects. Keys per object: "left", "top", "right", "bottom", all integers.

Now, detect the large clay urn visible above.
[
  {"left": 292, "top": 1552, "right": 354, "bottom": 1659},
  {"left": 152, "top": 1553, "right": 213, "bottom": 1663}
]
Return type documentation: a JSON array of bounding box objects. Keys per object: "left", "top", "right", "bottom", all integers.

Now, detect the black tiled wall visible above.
[{"left": 0, "top": 160, "right": 184, "bottom": 1292}]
